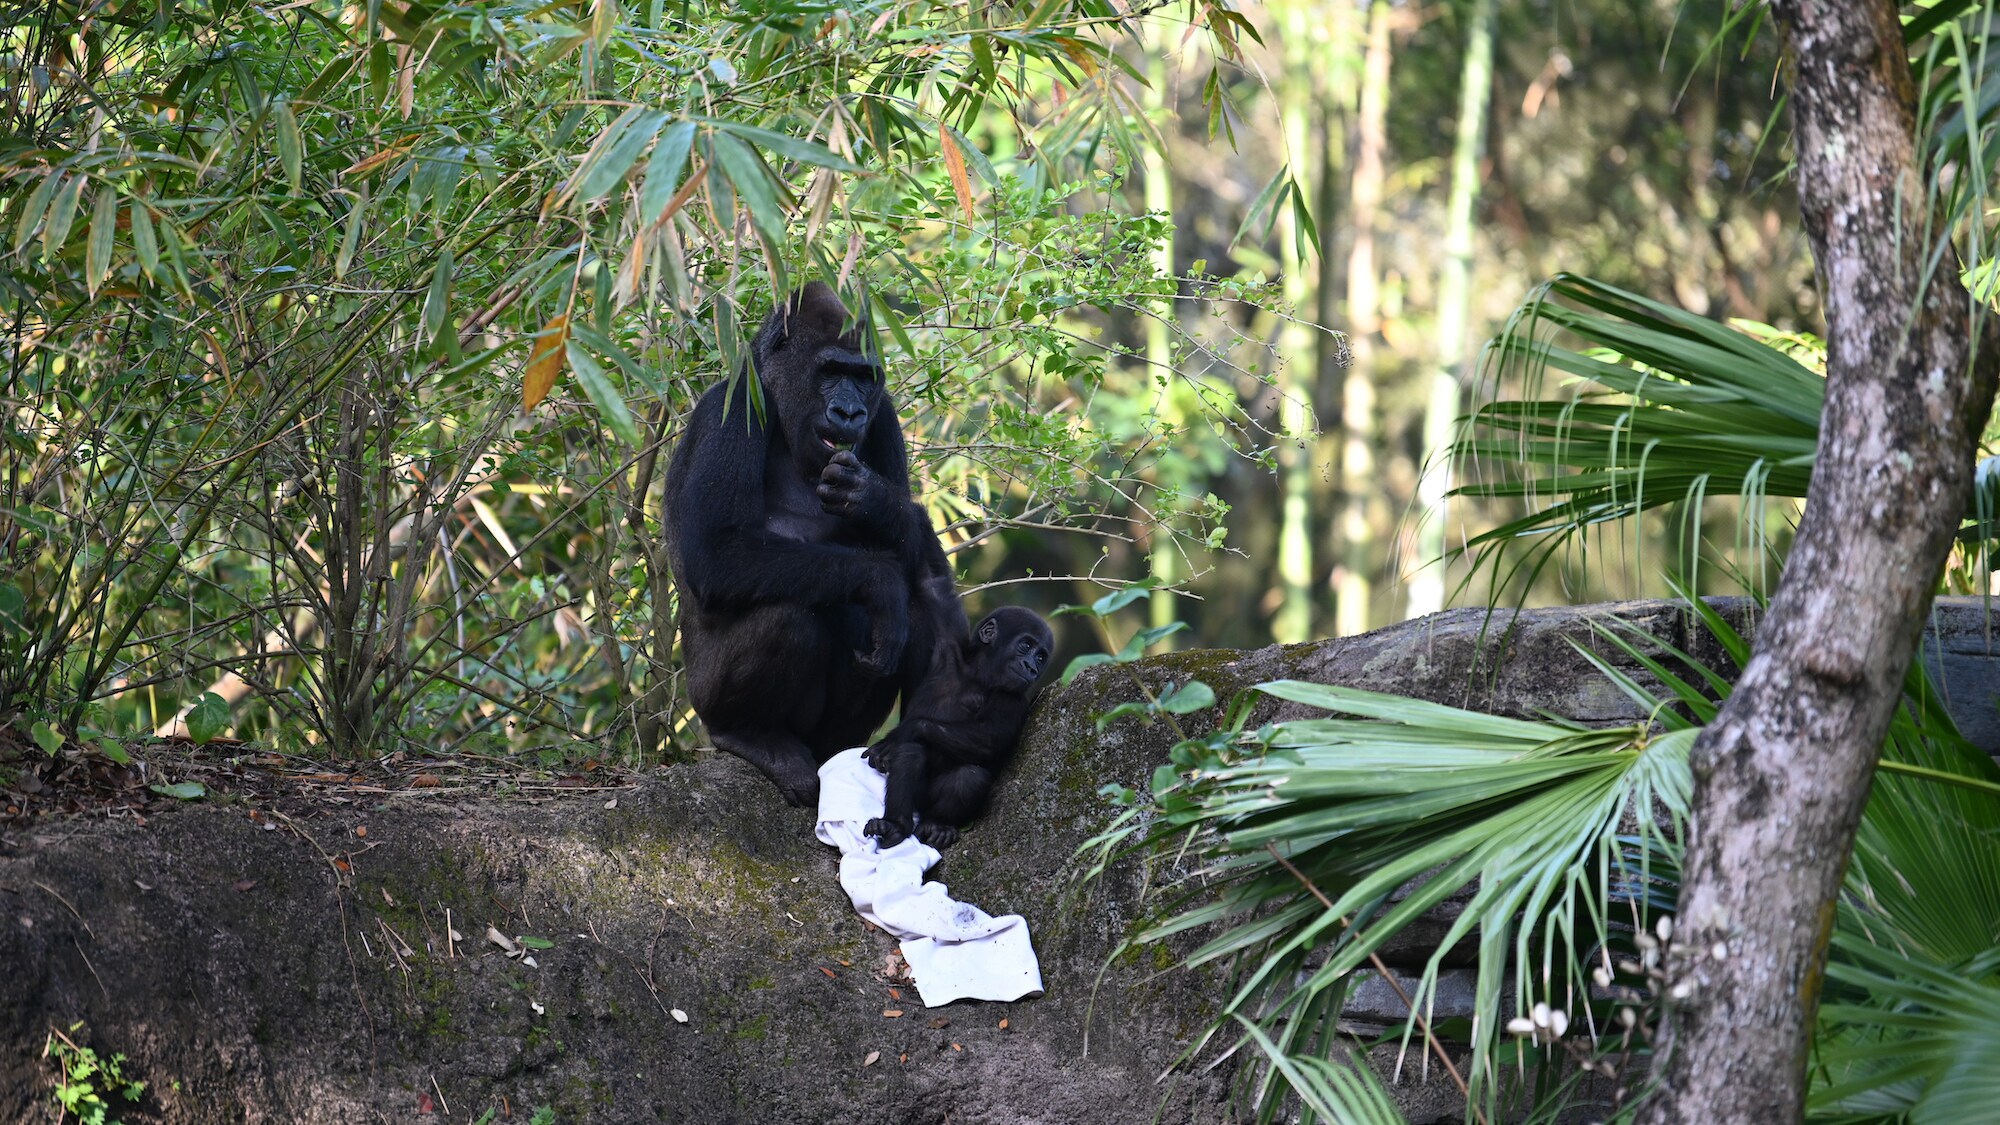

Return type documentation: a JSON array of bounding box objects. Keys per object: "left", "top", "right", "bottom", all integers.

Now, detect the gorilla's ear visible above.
[{"left": 976, "top": 615, "right": 999, "bottom": 644}]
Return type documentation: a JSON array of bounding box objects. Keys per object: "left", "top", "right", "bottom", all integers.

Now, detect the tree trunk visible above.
[
  {"left": 1334, "top": 0, "right": 1391, "bottom": 637},
  {"left": 1143, "top": 44, "right": 1181, "bottom": 646},
  {"left": 1640, "top": 4, "right": 2000, "bottom": 1123},
  {"left": 1272, "top": 1, "right": 1318, "bottom": 645},
  {"left": 1405, "top": 0, "right": 1492, "bottom": 619}
]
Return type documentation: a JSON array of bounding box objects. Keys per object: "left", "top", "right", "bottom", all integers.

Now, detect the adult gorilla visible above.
[{"left": 663, "top": 283, "right": 963, "bottom": 806}]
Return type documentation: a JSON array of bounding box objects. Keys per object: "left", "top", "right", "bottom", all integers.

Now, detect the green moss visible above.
[
  {"left": 747, "top": 975, "right": 774, "bottom": 991},
  {"left": 733, "top": 1013, "right": 771, "bottom": 1041}
]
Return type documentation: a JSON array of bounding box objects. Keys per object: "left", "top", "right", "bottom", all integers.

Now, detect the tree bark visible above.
[{"left": 1639, "top": 4, "right": 2000, "bottom": 1123}]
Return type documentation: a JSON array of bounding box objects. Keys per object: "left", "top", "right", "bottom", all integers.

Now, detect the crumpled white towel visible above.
[{"left": 814, "top": 747, "right": 1044, "bottom": 1007}]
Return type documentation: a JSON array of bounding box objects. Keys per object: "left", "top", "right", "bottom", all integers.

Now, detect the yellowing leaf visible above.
[
  {"left": 939, "top": 125, "right": 974, "bottom": 224},
  {"left": 343, "top": 135, "right": 419, "bottom": 178},
  {"left": 524, "top": 314, "right": 569, "bottom": 411},
  {"left": 1054, "top": 37, "right": 1099, "bottom": 77}
]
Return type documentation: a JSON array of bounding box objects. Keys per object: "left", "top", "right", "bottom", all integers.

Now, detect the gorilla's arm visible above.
[{"left": 666, "top": 387, "right": 906, "bottom": 622}]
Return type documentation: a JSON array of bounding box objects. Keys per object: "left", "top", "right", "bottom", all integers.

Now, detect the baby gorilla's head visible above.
[{"left": 971, "top": 606, "right": 1053, "bottom": 694}]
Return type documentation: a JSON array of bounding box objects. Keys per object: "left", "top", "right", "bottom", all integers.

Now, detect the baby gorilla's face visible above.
[{"left": 973, "top": 607, "right": 1053, "bottom": 693}]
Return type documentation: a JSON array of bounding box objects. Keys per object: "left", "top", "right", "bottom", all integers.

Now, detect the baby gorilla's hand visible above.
[{"left": 914, "top": 821, "right": 959, "bottom": 850}]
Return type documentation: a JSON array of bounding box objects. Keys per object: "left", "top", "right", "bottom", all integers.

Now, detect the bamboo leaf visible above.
[
  {"left": 86, "top": 185, "right": 118, "bottom": 294},
  {"left": 424, "top": 248, "right": 453, "bottom": 344},
  {"left": 939, "top": 123, "right": 975, "bottom": 222},
  {"left": 709, "top": 131, "right": 790, "bottom": 244},
  {"left": 12, "top": 171, "right": 57, "bottom": 255},
  {"left": 130, "top": 198, "right": 158, "bottom": 278},
  {"left": 709, "top": 120, "right": 864, "bottom": 172},
  {"left": 567, "top": 339, "right": 640, "bottom": 446},
  {"left": 640, "top": 119, "right": 697, "bottom": 222},
  {"left": 43, "top": 172, "right": 85, "bottom": 260},
  {"left": 575, "top": 108, "right": 668, "bottom": 205},
  {"left": 274, "top": 97, "right": 305, "bottom": 192},
  {"left": 335, "top": 190, "right": 366, "bottom": 279},
  {"left": 524, "top": 314, "right": 570, "bottom": 411}
]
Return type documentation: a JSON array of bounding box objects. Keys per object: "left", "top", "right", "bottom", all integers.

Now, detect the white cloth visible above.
[{"left": 814, "top": 747, "right": 1044, "bottom": 1007}]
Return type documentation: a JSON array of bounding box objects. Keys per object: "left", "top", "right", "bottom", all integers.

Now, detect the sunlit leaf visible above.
[
  {"left": 939, "top": 123, "right": 975, "bottom": 222},
  {"left": 524, "top": 314, "right": 570, "bottom": 411}
]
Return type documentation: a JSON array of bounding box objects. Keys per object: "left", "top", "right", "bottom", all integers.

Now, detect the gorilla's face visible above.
[{"left": 975, "top": 607, "right": 1054, "bottom": 693}]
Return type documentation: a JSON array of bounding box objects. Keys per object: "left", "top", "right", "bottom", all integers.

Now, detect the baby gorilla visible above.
[{"left": 863, "top": 606, "right": 1054, "bottom": 849}]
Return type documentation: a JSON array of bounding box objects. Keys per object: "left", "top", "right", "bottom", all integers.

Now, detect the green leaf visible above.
[
  {"left": 424, "top": 248, "right": 453, "bottom": 344},
  {"left": 335, "top": 190, "right": 366, "bottom": 279},
  {"left": 567, "top": 340, "right": 641, "bottom": 446},
  {"left": 1061, "top": 652, "right": 1115, "bottom": 686},
  {"left": 43, "top": 172, "right": 85, "bottom": 260},
  {"left": 129, "top": 199, "right": 158, "bottom": 278},
  {"left": 93, "top": 737, "right": 130, "bottom": 765},
  {"left": 86, "top": 184, "right": 118, "bottom": 293},
  {"left": 1095, "top": 700, "right": 1156, "bottom": 732},
  {"left": 149, "top": 781, "right": 206, "bottom": 800},
  {"left": 274, "top": 98, "right": 304, "bottom": 192},
  {"left": 709, "top": 120, "right": 863, "bottom": 172},
  {"left": 12, "top": 171, "right": 58, "bottom": 254},
  {"left": 1116, "top": 621, "right": 1187, "bottom": 660},
  {"left": 186, "top": 691, "right": 230, "bottom": 745},
  {"left": 576, "top": 109, "right": 667, "bottom": 204},
  {"left": 32, "top": 720, "right": 63, "bottom": 755},
  {"left": 708, "top": 131, "right": 789, "bottom": 244},
  {"left": 640, "top": 119, "right": 696, "bottom": 222},
  {"left": 1157, "top": 681, "right": 1216, "bottom": 714},
  {"left": 516, "top": 935, "right": 555, "bottom": 949}
]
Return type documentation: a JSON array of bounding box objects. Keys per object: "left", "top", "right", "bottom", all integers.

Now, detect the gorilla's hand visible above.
[
  {"left": 862, "top": 740, "right": 893, "bottom": 773},
  {"left": 817, "top": 450, "right": 898, "bottom": 527},
  {"left": 914, "top": 820, "right": 959, "bottom": 849}
]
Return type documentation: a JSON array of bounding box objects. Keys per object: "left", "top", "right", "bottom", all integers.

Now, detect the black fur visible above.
[
  {"left": 663, "top": 283, "right": 965, "bottom": 807},
  {"left": 862, "top": 606, "right": 1053, "bottom": 849}
]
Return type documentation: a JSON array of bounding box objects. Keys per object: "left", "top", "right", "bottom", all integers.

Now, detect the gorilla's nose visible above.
[{"left": 828, "top": 402, "right": 868, "bottom": 431}]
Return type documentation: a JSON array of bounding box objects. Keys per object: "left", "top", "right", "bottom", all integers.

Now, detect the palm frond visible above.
[
  {"left": 1448, "top": 273, "right": 1822, "bottom": 601},
  {"left": 1119, "top": 678, "right": 1691, "bottom": 1119}
]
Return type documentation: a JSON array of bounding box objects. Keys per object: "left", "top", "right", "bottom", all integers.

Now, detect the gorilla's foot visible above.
[
  {"left": 863, "top": 816, "right": 910, "bottom": 847},
  {"left": 712, "top": 733, "right": 821, "bottom": 807}
]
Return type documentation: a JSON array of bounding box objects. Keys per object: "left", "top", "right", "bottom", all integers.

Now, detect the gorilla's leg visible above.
[
  {"left": 864, "top": 741, "right": 926, "bottom": 846},
  {"left": 914, "top": 764, "right": 994, "bottom": 849},
  {"left": 687, "top": 604, "right": 832, "bottom": 807}
]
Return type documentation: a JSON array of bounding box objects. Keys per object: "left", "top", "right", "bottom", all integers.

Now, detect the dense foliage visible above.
[{"left": 1, "top": 0, "right": 1284, "bottom": 757}]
